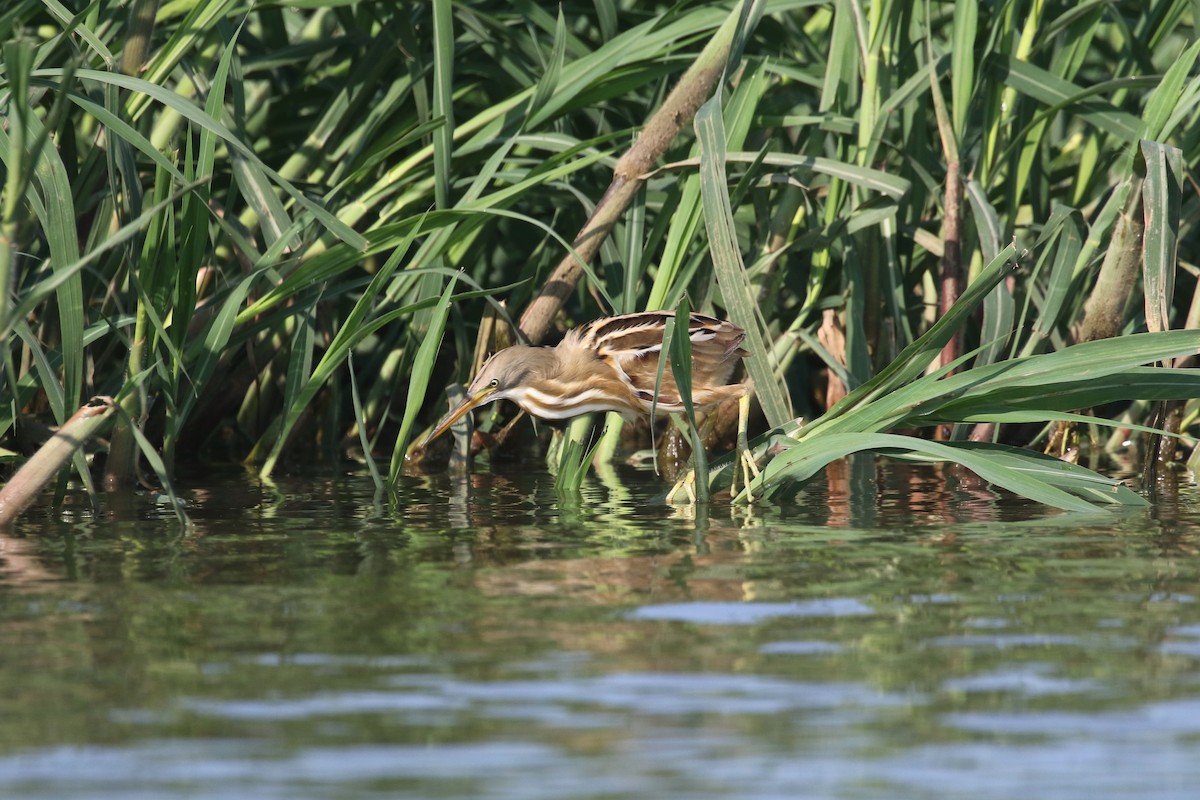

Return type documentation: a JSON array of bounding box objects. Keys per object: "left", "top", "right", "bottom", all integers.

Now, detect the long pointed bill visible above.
[{"left": 421, "top": 388, "right": 495, "bottom": 448}]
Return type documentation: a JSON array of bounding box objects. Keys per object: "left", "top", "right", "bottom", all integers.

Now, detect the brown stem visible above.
[
  {"left": 120, "top": 0, "right": 159, "bottom": 76},
  {"left": 938, "top": 160, "right": 963, "bottom": 372},
  {"left": 517, "top": 4, "right": 757, "bottom": 344},
  {"left": 818, "top": 308, "right": 848, "bottom": 409},
  {"left": 0, "top": 397, "right": 114, "bottom": 528},
  {"left": 1074, "top": 200, "right": 1144, "bottom": 345},
  {"left": 934, "top": 160, "right": 963, "bottom": 442},
  {"left": 1047, "top": 185, "right": 1144, "bottom": 457}
]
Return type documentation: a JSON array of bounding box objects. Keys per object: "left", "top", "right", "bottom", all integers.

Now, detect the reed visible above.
[{"left": 1, "top": 1, "right": 1197, "bottom": 517}]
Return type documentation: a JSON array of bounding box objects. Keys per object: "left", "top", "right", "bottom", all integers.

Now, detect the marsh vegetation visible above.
[{"left": 2, "top": 0, "right": 1198, "bottom": 517}]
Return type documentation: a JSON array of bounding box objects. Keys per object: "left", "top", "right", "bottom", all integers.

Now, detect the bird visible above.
[{"left": 421, "top": 310, "right": 750, "bottom": 454}]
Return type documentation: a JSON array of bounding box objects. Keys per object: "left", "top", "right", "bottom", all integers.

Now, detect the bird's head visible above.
[{"left": 421, "top": 346, "right": 548, "bottom": 447}]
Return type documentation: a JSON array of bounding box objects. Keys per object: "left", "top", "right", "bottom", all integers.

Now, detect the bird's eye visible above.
[{"left": 489, "top": 378, "right": 499, "bottom": 388}]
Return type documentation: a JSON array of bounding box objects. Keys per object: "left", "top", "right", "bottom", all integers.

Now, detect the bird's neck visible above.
[{"left": 503, "top": 345, "right": 619, "bottom": 421}]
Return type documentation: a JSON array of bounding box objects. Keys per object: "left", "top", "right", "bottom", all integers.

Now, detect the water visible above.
[{"left": 2, "top": 460, "right": 1199, "bottom": 799}]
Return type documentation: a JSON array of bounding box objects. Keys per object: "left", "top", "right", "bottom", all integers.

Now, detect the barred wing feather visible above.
[{"left": 564, "top": 311, "right": 747, "bottom": 413}]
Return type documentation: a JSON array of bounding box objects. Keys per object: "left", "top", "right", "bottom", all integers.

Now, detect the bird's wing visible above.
[{"left": 565, "top": 312, "right": 747, "bottom": 409}]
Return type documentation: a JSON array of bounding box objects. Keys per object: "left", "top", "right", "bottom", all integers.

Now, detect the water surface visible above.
[{"left": 1, "top": 460, "right": 1198, "bottom": 798}]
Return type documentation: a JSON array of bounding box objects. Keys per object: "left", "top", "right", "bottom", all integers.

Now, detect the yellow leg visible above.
[
  {"left": 729, "top": 392, "right": 761, "bottom": 503},
  {"left": 666, "top": 473, "right": 696, "bottom": 504},
  {"left": 670, "top": 394, "right": 759, "bottom": 505}
]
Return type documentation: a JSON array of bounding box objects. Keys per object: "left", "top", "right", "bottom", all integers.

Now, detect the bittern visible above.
[{"left": 421, "top": 311, "right": 758, "bottom": 497}]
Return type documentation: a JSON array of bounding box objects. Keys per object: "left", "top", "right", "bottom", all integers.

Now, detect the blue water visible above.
[{"left": 1, "top": 462, "right": 1198, "bottom": 798}]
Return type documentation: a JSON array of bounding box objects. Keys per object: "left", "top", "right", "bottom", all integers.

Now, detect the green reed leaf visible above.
[
  {"left": 695, "top": 90, "right": 791, "bottom": 429},
  {"left": 1139, "top": 140, "right": 1183, "bottom": 335},
  {"left": 669, "top": 298, "right": 708, "bottom": 503},
  {"left": 389, "top": 272, "right": 459, "bottom": 487}
]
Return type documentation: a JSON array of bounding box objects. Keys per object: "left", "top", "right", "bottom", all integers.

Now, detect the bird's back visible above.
[{"left": 562, "top": 311, "right": 747, "bottom": 414}]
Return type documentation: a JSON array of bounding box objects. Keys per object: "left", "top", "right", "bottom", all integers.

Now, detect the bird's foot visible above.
[
  {"left": 731, "top": 448, "right": 762, "bottom": 503},
  {"left": 666, "top": 470, "right": 698, "bottom": 504}
]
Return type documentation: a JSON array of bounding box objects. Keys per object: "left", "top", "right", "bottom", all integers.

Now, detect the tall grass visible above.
[{"left": 1, "top": 1, "right": 1198, "bottom": 515}]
